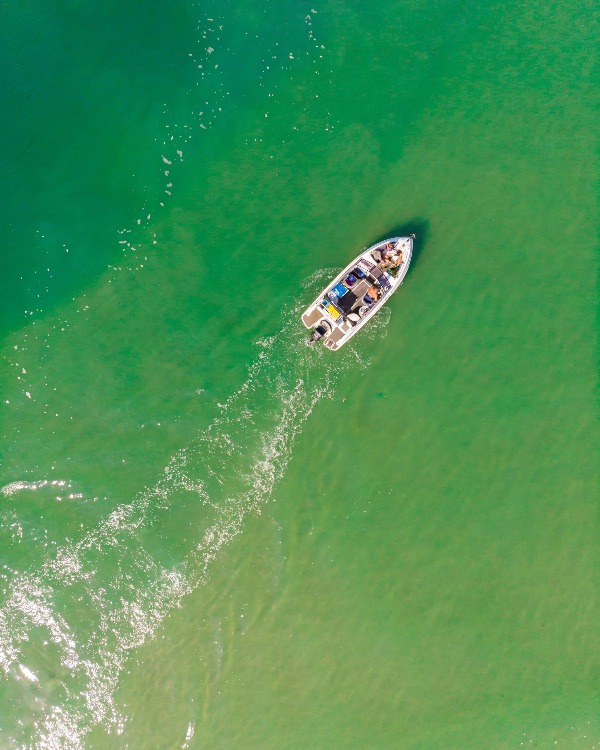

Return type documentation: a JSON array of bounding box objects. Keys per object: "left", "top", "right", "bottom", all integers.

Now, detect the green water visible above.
[{"left": 0, "top": 0, "right": 597, "bottom": 748}]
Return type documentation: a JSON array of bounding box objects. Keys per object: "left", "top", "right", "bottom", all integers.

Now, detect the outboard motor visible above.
[{"left": 306, "top": 319, "right": 332, "bottom": 346}]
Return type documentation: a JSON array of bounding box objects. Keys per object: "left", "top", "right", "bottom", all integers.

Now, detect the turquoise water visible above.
[{"left": 0, "top": 0, "right": 597, "bottom": 748}]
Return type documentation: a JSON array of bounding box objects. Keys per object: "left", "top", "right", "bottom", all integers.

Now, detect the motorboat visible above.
[{"left": 302, "top": 235, "right": 414, "bottom": 350}]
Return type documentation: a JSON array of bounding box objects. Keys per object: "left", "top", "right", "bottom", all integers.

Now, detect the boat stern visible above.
[{"left": 302, "top": 306, "right": 324, "bottom": 329}]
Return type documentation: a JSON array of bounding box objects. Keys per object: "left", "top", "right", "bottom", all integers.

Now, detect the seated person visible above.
[
  {"left": 378, "top": 244, "right": 398, "bottom": 269},
  {"left": 363, "top": 285, "right": 381, "bottom": 305}
]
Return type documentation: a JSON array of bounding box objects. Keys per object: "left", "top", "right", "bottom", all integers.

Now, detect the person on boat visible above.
[
  {"left": 377, "top": 243, "right": 397, "bottom": 268},
  {"left": 363, "top": 285, "right": 380, "bottom": 306}
]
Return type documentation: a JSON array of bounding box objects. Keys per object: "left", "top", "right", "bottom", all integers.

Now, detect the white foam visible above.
[
  {"left": 1, "top": 280, "right": 349, "bottom": 745},
  {"left": 19, "top": 663, "right": 39, "bottom": 682},
  {"left": 1, "top": 479, "right": 71, "bottom": 497},
  {"left": 181, "top": 721, "right": 195, "bottom": 748}
]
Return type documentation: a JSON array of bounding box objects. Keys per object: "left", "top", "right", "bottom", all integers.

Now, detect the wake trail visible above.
[{"left": 0, "top": 276, "right": 370, "bottom": 749}]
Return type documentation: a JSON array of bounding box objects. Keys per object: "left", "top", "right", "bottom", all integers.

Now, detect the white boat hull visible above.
[{"left": 301, "top": 235, "right": 413, "bottom": 350}]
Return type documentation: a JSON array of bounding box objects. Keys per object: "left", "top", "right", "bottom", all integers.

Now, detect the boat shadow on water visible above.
[{"left": 374, "top": 218, "right": 429, "bottom": 278}]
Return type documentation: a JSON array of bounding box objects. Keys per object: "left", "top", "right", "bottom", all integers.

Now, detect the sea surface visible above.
[{"left": 0, "top": 0, "right": 597, "bottom": 748}]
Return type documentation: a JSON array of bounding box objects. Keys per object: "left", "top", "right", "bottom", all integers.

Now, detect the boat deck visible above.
[{"left": 302, "top": 307, "right": 323, "bottom": 328}]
